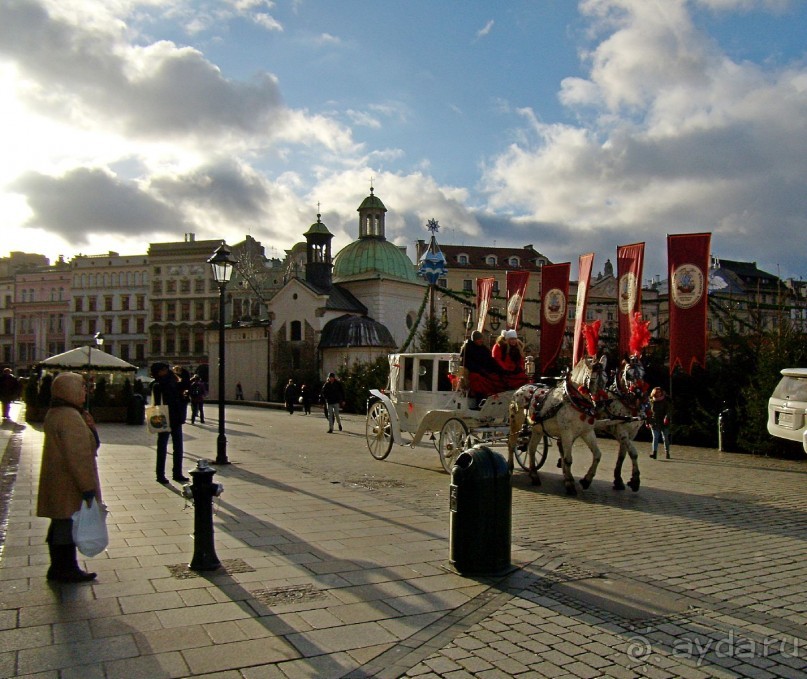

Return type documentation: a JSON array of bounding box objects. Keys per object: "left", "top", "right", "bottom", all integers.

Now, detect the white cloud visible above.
[{"left": 476, "top": 19, "right": 494, "bottom": 39}]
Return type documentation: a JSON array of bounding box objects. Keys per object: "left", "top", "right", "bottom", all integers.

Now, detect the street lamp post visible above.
[
  {"left": 207, "top": 243, "right": 235, "bottom": 465},
  {"left": 86, "top": 332, "right": 105, "bottom": 410}
]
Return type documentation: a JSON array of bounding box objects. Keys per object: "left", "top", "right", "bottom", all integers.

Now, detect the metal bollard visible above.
[{"left": 185, "top": 459, "right": 224, "bottom": 571}]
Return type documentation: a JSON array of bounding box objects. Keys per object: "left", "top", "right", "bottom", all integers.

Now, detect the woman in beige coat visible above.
[{"left": 37, "top": 372, "right": 102, "bottom": 583}]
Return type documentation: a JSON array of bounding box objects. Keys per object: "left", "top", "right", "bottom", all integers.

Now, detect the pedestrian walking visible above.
[
  {"left": 284, "top": 379, "right": 297, "bottom": 415},
  {"left": 151, "top": 362, "right": 189, "bottom": 484},
  {"left": 320, "top": 372, "right": 345, "bottom": 433},
  {"left": 0, "top": 367, "right": 21, "bottom": 420},
  {"left": 299, "top": 383, "right": 313, "bottom": 414},
  {"left": 235, "top": 382, "right": 244, "bottom": 400},
  {"left": 36, "top": 372, "right": 102, "bottom": 583},
  {"left": 648, "top": 386, "right": 672, "bottom": 459},
  {"left": 189, "top": 375, "right": 207, "bottom": 424}
]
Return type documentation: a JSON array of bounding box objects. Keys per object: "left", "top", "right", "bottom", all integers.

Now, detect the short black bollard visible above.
[
  {"left": 187, "top": 460, "right": 224, "bottom": 571},
  {"left": 718, "top": 406, "right": 738, "bottom": 452},
  {"left": 449, "top": 445, "right": 512, "bottom": 575}
]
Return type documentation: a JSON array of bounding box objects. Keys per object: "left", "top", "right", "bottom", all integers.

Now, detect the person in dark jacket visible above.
[
  {"left": 284, "top": 379, "right": 297, "bottom": 415},
  {"left": 189, "top": 375, "right": 207, "bottom": 424},
  {"left": 647, "top": 386, "right": 672, "bottom": 459},
  {"left": 0, "top": 367, "right": 21, "bottom": 420},
  {"left": 459, "top": 331, "right": 509, "bottom": 398},
  {"left": 320, "top": 373, "right": 345, "bottom": 433},
  {"left": 151, "top": 362, "right": 188, "bottom": 483},
  {"left": 299, "top": 383, "right": 313, "bottom": 415}
]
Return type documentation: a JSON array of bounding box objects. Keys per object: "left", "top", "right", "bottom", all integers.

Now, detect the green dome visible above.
[
  {"left": 357, "top": 193, "right": 387, "bottom": 212},
  {"left": 304, "top": 214, "right": 332, "bottom": 236},
  {"left": 332, "top": 238, "right": 419, "bottom": 283}
]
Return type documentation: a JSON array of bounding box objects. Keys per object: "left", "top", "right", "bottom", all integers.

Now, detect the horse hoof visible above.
[
  {"left": 579, "top": 478, "right": 592, "bottom": 490},
  {"left": 629, "top": 478, "right": 641, "bottom": 492},
  {"left": 565, "top": 484, "right": 577, "bottom": 496},
  {"left": 556, "top": 458, "right": 562, "bottom": 468},
  {"left": 613, "top": 478, "right": 626, "bottom": 491}
]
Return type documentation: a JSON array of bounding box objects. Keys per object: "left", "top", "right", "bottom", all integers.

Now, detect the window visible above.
[
  {"left": 104, "top": 318, "right": 113, "bottom": 334},
  {"left": 136, "top": 343, "right": 145, "bottom": 360},
  {"left": 509, "top": 257, "right": 520, "bottom": 267},
  {"left": 104, "top": 296, "right": 113, "bottom": 311},
  {"left": 458, "top": 254, "right": 469, "bottom": 265},
  {"left": 486, "top": 255, "right": 497, "bottom": 266},
  {"left": 194, "top": 279, "right": 205, "bottom": 294},
  {"left": 88, "top": 319, "right": 97, "bottom": 335},
  {"left": 194, "top": 331, "right": 205, "bottom": 354},
  {"left": 120, "top": 318, "right": 129, "bottom": 334},
  {"left": 166, "top": 280, "right": 176, "bottom": 294},
  {"left": 181, "top": 301, "right": 190, "bottom": 321},
  {"left": 180, "top": 279, "right": 190, "bottom": 294},
  {"left": 151, "top": 335, "right": 161, "bottom": 354},
  {"left": 290, "top": 320, "right": 302, "bottom": 341},
  {"left": 195, "top": 301, "right": 205, "bottom": 320},
  {"left": 136, "top": 317, "right": 145, "bottom": 334},
  {"left": 152, "top": 280, "right": 162, "bottom": 294},
  {"left": 74, "top": 319, "right": 83, "bottom": 335},
  {"left": 136, "top": 295, "right": 145, "bottom": 311},
  {"left": 463, "top": 279, "right": 473, "bottom": 292},
  {"left": 492, "top": 280, "right": 500, "bottom": 294},
  {"left": 88, "top": 296, "right": 97, "bottom": 312},
  {"left": 120, "top": 344, "right": 129, "bottom": 361},
  {"left": 74, "top": 297, "right": 83, "bottom": 312},
  {"left": 153, "top": 304, "right": 162, "bottom": 321},
  {"left": 165, "top": 333, "right": 175, "bottom": 354},
  {"left": 179, "top": 330, "right": 190, "bottom": 354},
  {"left": 211, "top": 301, "right": 219, "bottom": 320},
  {"left": 438, "top": 278, "right": 447, "bottom": 288},
  {"left": 166, "top": 302, "right": 176, "bottom": 321},
  {"left": 120, "top": 296, "right": 130, "bottom": 311}
]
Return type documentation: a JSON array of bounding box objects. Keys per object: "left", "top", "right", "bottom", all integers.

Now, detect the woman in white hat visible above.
[{"left": 492, "top": 329, "right": 531, "bottom": 389}]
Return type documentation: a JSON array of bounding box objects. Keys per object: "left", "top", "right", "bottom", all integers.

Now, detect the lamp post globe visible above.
[{"left": 207, "top": 243, "right": 235, "bottom": 464}]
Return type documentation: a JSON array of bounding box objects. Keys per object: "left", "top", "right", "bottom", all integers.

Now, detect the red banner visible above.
[
  {"left": 617, "top": 242, "right": 645, "bottom": 359},
  {"left": 540, "top": 263, "right": 570, "bottom": 374},
  {"left": 668, "top": 233, "right": 711, "bottom": 375},
  {"left": 573, "top": 253, "right": 595, "bottom": 365},
  {"left": 476, "top": 277, "right": 494, "bottom": 333},
  {"left": 506, "top": 270, "right": 530, "bottom": 330}
]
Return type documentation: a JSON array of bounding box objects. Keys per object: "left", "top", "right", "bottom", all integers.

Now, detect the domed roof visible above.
[
  {"left": 304, "top": 214, "right": 332, "bottom": 237},
  {"left": 332, "top": 238, "right": 419, "bottom": 283},
  {"left": 319, "top": 314, "right": 395, "bottom": 349},
  {"left": 357, "top": 191, "right": 387, "bottom": 212}
]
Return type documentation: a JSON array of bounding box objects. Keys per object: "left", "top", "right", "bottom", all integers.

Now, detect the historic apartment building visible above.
[{"left": 70, "top": 251, "right": 150, "bottom": 365}]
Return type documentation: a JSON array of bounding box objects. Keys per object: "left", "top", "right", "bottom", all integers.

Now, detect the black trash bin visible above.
[
  {"left": 718, "top": 406, "right": 738, "bottom": 452},
  {"left": 127, "top": 394, "right": 145, "bottom": 425},
  {"left": 449, "top": 445, "right": 512, "bottom": 575}
]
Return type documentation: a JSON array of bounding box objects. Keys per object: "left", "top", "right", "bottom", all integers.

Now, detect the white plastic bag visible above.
[
  {"left": 145, "top": 404, "right": 171, "bottom": 434},
  {"left": 71, "top": 499, "right": 109, "bottom": 557}
]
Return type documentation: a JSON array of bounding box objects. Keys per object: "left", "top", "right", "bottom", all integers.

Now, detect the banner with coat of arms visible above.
[
  {"left": 572, "top": 253, "right": 595, "bottom": 365},
  {"left": 616, "top": 242, "right": 645, "bottom": 360},
  {"left": 505, "top": 270, "right": 530, "bottom": 330},
  {"left": 476, "top": 277, "right": 495, "bottom": 333},
  {"left": 668, "top": 232, "right": 711, "bottom": 375},
  {"left": 539, "top": 262, "right": 570, "bottom": 374}
]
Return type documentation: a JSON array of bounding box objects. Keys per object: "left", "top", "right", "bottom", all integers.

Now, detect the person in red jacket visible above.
[{"left": 492, "top": 329, "right": 531, "bottom": 390}]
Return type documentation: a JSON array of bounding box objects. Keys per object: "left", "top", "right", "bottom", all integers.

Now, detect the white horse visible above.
[
  {"left": 596, "top": 358, "right": 649, "bottom": 492},
  {"left": 508, "top": 356, "right": 609, "bottom": 495}
]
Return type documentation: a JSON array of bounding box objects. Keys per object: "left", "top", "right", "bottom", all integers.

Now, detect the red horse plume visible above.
[
  {"left": 629, "top": 312, "right": 651, "bottom": 356},
  {"left": 583, "top": 320, "right": 601, "bottom": 357}
]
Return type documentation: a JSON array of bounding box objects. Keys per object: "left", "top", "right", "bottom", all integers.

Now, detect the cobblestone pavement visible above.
[{"left": 1, "top": 401, "right": 806, "bottom": 678}]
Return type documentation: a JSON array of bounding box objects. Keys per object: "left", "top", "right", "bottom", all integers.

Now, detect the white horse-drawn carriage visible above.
[
  {"left": 366, "top": 350, "right": 650, "bottom": 495},
  {"left": 365, "top": 352, "right": 548, "bottom": 473}
]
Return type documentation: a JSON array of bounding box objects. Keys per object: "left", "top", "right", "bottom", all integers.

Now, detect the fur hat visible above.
[
  {"left": 471, "top": 330, "right": 483, "bottom": 341},
  {"left": 51, "top": 372, "right": 86, "bottom": 407},
  {"left": 504, "top": 329, "right": 518, "bottom": 339}
]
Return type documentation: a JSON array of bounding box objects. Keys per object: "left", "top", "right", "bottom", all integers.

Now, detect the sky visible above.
[{"left": 1, "top": 0, "right": 806, "bottom": 283}]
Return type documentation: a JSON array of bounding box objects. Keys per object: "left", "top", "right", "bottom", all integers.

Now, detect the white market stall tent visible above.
[{"left": 27, "top": 347, "right": 142, "bottom": 422}]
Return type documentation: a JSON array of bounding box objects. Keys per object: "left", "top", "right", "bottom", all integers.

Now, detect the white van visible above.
[{"left": 767, "top": 368, "right": 807, "bottom": 454}]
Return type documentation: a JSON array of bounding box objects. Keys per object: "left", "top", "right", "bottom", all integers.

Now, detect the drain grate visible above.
[
  {"left": 166, "top": 558, "right": 256, "bottom": 579},
  {"left": 344, "top": 478, "right": 409, "bottom": 490},
  {"left": 251, "top": 583, "right": 327, "bottom": 607}
]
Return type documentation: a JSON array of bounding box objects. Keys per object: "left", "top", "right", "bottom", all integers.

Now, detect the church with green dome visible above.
[{"left": 265, "top": 186, "right": 427, "bottom": 387}]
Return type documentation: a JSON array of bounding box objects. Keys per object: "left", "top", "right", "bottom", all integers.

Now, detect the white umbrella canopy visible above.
[{"left": 39, "top": 346, "right": 137, "bottom": 371}]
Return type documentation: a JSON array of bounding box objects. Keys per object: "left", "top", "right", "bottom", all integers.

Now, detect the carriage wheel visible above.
[
  {"left": 438, "top": 418, "right": 469, "bottom": 473},
  {"left": 513, "top": 434, "right": 550, "bottom": 471},
  {"left": 366, "top": 401, "right": 394, "bottom": 460}
]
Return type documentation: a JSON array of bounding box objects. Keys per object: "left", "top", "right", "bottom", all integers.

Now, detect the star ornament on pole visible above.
[
  {"left": 418, "top": 218, "right": 447, "bottom": 286},
  {"left": 427, "top": 218, "right": 440, "bottom": 234}
]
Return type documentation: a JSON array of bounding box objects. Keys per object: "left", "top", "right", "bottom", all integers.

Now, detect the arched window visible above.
[
  {"left": 290, "top": 320, "right": 302, "bottom": 341},
  {"left": 509, "top": 256, "right": 520, "bottom": 267},
  {"left": 486, "top": 255, "right": 497, "bottom": 266},
  {"left": 458, "top": 254, "right": 469, "bottom": 265}
]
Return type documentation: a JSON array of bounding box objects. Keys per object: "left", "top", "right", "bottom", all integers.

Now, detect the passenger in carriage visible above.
[
  {"left": 492, "top": 329, "right": 531, "bottom": 390},
  {"left": 460, "top": 330, "right": 508, "bottom": 399}
]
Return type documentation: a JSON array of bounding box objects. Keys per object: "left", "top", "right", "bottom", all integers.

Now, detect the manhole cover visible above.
[
  {"left": 251, "top": 584, "right": 327, "bottom": 606},
  {"left": 166, "top": 558, "right": 256, "bottom": 579},
  {"left": 344, "top": 478, "right": 408, "bottom": 490}
]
